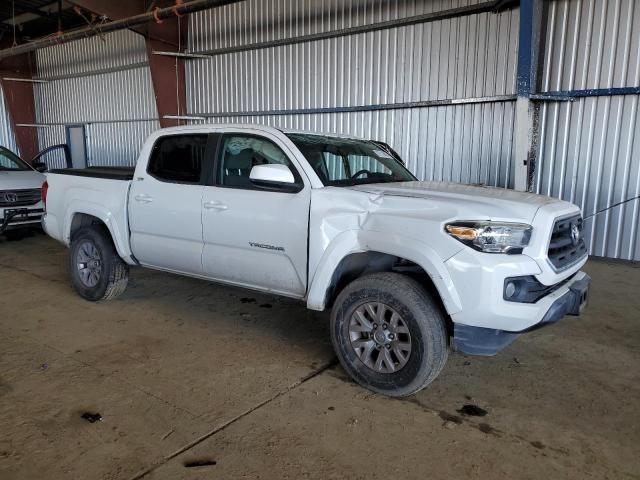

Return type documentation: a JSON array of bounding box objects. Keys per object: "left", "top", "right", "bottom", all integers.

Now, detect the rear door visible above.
[
  {"left": 129, "top": 133, "right": 212, "bottom": 275},
  {"left": 201, "top": 132, "right": 310, "bottom": 297}
]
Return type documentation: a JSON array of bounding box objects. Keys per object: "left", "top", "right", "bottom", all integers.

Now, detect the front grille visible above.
[
  {"left": 1, "top": 208, "right": 44, "bottom": 223},
  {"left": 548, "top": 214, "right": 587, "bottom": 270},
  {"left": 0, "top": 189, "right": 42, "bottom": 207}
]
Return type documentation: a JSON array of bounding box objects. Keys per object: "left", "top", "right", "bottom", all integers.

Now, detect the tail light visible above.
[{"left": 41, "top": 181, "right": 48, "bottom": 209}]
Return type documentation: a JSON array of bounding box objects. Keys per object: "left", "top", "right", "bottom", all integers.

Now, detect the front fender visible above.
[
  {"left": 63, "top": 200, "right": 133, "bottom": 263},
  {"left": 306, "top": 229, "right": 463, "bottom": 314}
]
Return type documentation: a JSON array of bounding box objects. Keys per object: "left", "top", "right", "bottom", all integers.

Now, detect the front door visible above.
[
  {"left": 129, "top": 133, "right": 210, "bottom": 275},
  {"left": 202, "top": 133, "right": 310, "bottom": 297}
]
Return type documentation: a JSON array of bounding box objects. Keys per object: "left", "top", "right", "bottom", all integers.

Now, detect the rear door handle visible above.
[
  {"left": 134, "top": 193, "right": 153, "bottom": 203},
  {"left": 203, "top": 200, "right": 228, "bottom": 211}
]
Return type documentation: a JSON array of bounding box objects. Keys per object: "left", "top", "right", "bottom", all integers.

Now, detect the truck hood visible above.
[
  {"left": 0, "top": 170, "right": 45, "bottom": 190},
  {"left": 348, "top": 181, "right": 561, "bottom": 223}
]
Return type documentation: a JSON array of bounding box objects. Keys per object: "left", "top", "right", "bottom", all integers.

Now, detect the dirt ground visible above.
[{"left": 0, "top": 231, "right": 638, "bottom": 480}]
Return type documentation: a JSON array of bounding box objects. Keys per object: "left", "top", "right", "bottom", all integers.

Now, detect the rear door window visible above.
[{"left": 148, "top": 135, "right": 208, "bottom": 183}]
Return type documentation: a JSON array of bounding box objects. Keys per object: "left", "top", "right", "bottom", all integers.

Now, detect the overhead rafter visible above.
[
  {"left": 0, "top": 1, "right": 82, "bottom": 42},
  {"left": 0, "top": 0, "right": 243, "bottom": 59},
  {"left": 15, "top": 5, "right": 51, "bottom": 19},
  {"left": 0, "top": 0, "right": 244, "bottom": 131}
]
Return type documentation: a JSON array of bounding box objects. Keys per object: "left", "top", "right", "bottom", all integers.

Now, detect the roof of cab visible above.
[{"left": 151, "top": 123, "right": 366, "bottom": 141}]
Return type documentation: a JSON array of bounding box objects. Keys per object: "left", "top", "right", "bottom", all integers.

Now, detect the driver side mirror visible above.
[
  {"left": 249, "top": 164, "right": 301, "bottom": 193},
  {"left": 32, "top": 161, "right": 47, "bottom": 173}
]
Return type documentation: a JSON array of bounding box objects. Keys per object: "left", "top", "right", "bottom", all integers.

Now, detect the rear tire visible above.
[
  {"left": 69, "top": 225, "right": 129, "bottom": 301},
  {"left": 330, "top": 272, "right": 448, "bottom": 397}
]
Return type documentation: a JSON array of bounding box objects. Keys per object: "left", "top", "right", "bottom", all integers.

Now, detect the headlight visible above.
[{"left": 445, "top": 221, "right": 532, "bottom": 254}]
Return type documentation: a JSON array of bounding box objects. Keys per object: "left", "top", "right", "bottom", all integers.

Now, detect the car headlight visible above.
[{"left": 445, "top": 221, "right": 532, "bottom": 254}]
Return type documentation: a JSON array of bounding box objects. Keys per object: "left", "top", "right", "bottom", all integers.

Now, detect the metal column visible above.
[{"left": 513, "top": 0, "right": 545, "bottom": 191}]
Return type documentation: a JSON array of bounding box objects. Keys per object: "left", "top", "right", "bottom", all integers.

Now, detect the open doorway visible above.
[{"left": 65, "top": 124, "right": 87, "bottom": 169}]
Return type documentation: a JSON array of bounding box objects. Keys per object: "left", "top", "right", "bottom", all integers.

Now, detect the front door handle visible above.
[
  {"left": 203, "top": 200, "right": 228, "bottom": 211},
  {"left": 134, "top": 193, "right": 153, "bottom": 203}
]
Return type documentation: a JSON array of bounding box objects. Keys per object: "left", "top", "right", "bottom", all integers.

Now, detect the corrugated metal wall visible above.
[
  {"left": 0, "top": 83, "right": 18, "bottom": 153},
  {"left": 187, "top": 0, "right": 519, "bottom": 188},
  {"left": 33, "top": 29, "right": 159, "bottom": 168},
  {"left": 536, "top": 0, "right": 640, "bottom": 260},
  {"left": 2, "top": 0, "right": 633, "bottom": 260}
]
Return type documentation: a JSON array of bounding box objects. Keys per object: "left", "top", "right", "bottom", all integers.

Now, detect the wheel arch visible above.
[
  {"left": 306, "top": 231, "right": 462, "bottom": 315},
  {"left": 64, "top": 205, "right": 134, "bottom": 263},
  {"left": 69, "top": 213, "right": 104, "bottom": 238}
]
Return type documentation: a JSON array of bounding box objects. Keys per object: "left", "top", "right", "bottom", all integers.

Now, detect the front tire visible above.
[
  {"left": 69, "top": 225, "right": 129, "bottom": 301},
  {"left": 330, "top": 272, "right": 448, "bottom": 397}
]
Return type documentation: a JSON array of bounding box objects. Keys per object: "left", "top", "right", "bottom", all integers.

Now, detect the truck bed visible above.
[
  {"left": 43, "top": 168, "right": 134, "bottom": 260},
  {"left": 50, "top": 166, "right": 135, "bottom": 180}
]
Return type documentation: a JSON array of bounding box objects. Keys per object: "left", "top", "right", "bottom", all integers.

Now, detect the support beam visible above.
[
  {"left": 532, "top": 86, "right": 640, "bottom": 101},
  {"left": 61, "top": 1, "right": 230, "bottom": 128},
  {"left": 0, "top": 46, "right": 39, "bottom": 161},
  {"left": 513, "top": 0, "right": 546, "bottom": 191},
  {"left": 146, "top": 16, "right": 188, "bottom": 128}
]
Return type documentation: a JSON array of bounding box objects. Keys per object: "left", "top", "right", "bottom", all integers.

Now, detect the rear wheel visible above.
[
  {"left": 330, "top": 272, "right": 448, "bottom": 397},
  {"left": 69, "top": 225, "right": 129, "bottom": 301}
]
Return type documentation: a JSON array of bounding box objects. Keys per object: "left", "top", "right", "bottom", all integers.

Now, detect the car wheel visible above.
[
  {"left": 330, "top": 272, "right": 448, "bottom": 397},
  {"left": 69, "top": 225, "right": 129, "bottom": 301}
]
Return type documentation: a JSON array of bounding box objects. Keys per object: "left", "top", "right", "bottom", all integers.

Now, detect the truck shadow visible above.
[{"left": 117, "top": 265, "right": 333, "bottom": 353}]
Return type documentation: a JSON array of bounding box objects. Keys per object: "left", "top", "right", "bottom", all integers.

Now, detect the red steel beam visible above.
[
  {"left": 0, "top": 44, "right": 39, "bottom": 161},
  {"left": 68, "top": 0, "right": 188, "bottom": 127},
  {"left": 146, "top": 16, "right": 188, "bottom": 127}
]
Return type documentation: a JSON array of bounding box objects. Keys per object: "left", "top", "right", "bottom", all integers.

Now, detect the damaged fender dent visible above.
[{"left": 306, "top": 188, "right": 463, "bottom": 313}]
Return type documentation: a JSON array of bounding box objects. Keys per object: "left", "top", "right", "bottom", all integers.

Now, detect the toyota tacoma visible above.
[{"left": 42, "top": 124, "right": 590, "bottom": 396}]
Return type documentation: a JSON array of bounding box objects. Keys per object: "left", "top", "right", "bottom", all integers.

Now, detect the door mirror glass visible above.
[{"left": 250, "top": 164, "right": 295, "bottom": 185}]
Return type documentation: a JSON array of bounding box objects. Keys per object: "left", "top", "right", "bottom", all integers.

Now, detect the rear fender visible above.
[{"left": 63, "top": 201, "right": 134, "bottom": 263}]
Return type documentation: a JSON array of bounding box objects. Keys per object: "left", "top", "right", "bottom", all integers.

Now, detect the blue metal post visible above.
[{"left": 513, "top": 0, "right": 544, "bottom": 191}]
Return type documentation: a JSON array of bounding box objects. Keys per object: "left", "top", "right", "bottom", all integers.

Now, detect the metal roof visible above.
[{"left": 0, "top": 1, "right": 87, "bottom": 43}]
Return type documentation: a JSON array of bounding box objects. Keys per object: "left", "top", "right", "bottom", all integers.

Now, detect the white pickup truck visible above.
[{"left": 43, "top": 124, "right": 590, "bottom": 396}]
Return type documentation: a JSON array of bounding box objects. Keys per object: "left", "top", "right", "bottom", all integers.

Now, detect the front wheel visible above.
[
  {"left": 330, "top": 272, "right": 448, "bottom": 397},
  {"left": 69, "top": 225, "right": 129, "bottom": 301}
]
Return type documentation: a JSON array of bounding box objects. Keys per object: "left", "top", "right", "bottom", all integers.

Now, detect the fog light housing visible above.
[
  {"left": 505, "top": 281, "right": 517, "bottom": 299},
  {"left": 503, "top": 275, "right": 571, "bottom": 303}
]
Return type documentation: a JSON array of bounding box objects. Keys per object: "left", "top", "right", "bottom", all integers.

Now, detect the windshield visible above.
[
  {"left": 0, "top": 147, "right": 30, "bottom": 171},
  {"left": 287, "top": 133, "right": 416, "bottom": 186}
]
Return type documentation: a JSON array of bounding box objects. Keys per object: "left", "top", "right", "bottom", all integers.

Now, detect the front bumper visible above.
[
  {"left": 0, "top": 207, "right": 45, "bottom": 234},
  {"left": 445, "top": 247, "right": 588, "bottom": 332},
  {"left": 452, "top": 273, "right": 591, "bottom": 356}
]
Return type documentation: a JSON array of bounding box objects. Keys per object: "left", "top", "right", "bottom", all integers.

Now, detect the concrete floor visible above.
[{"left": 0, "top": 231, "right": 638, "bottom": 480}]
